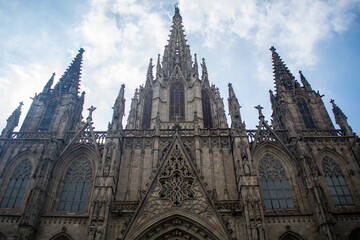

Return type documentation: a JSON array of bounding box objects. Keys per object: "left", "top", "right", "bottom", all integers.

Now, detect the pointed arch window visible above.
[
  {"left": 142, "top": 90, "right": 153, "bottom": 129},
  {"left": 297, "top": 99, "right": 315, "bottom": 129},
  {"left": 57, "top": 158, "right": 92, "bottom": 211},
  {"left": 50, "top": 234, "right": 72, "bottom": 240},
  {"left": 322, "top": 156, "right": 354, "bottom": 206},
  {"left": 279, "top": 231, "right": 303, "bottom": 240},
  {"left": 349, "top": 229, "right": 360, "bottom": 240},
  {"left": 169, "top": 82, "right": 184, "bottom": 121},
  {"left": 39, "top": 102, "right": 57, "bottom": 131},
  {"left": 201, "top": 89, "right": 213, "bottom": 128},
  {"left": 1, "top": 159, "right": 32, "bottom": 208},
  {"left": 259, "top": 154, "right": 294, "bottom": 209}
]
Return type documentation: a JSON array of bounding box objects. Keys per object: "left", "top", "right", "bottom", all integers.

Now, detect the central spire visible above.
[{"left": 161, "top": 6, "right": 192, "bottom": 77}]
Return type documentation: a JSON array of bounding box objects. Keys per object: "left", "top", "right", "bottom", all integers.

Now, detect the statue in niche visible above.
[
  {"left": 239, "top": 142, "right": 250, "bottom": 175},
  {"left": 251, "top": 220, "right": 259, "bottom": 240},
  {"left": 103, "top": 156, "right": 111, "bottom": 177}
]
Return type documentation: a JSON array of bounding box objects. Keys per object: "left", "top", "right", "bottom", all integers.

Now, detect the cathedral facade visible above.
[{"left": 0, "top": 7, "right": 359, "bottom": 240}]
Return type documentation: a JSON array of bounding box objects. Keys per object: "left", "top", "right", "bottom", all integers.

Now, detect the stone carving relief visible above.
[{"left": 138, "top": 144, "right": 212, "bottom": 226}]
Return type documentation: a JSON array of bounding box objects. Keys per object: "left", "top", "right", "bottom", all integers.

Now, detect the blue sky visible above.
[{"left": 0, "top": 0, "right": 359, "bottom": 133}]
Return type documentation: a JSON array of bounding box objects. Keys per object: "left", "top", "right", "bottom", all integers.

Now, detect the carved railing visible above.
[
  {"left": 199, "top": 128, "right": 230, "bottom": 136},
  {"left": 65, "top": 131, "right": 107, "bottom": 145},
  {"left": 112, "top": 201, "right": 139, "bottom": 216},
  {"left": 124, "top": 129, "right": 155, "bottom": 137},
  {"left": 160, "top": 122, "right": 194, "bottom": 130},
  {"left": 214, "top": 200, "right": 242, "bottom": 214},
  {"left": 246, "top": 129, "right": 288, "bottom": 144},
  {"left": 296, "top": 129, "right": 344, "bottom": 137},
  {"left": 10, "top": 132, "right": 57, "bottom": 139},
  {"left": 124, "top": 128, "right": 231, "bottom": 137}
]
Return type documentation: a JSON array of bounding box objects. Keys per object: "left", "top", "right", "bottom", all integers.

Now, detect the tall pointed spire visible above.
[
  {"left": 270, "top": 46, "right": 299, "bottom": 93},
  {"left": 330, "top": 99, "right": 354, "bottom": 135},
  {"left": 162, "top": 6, "right": 192, "bottom": 77},
  {"left": 126, "top": 88, "right": 139, "bottom": 129},
  {"left": 42, "top": 72, "right": 55, "bottom": 93},
  {"left": 201, "top": 58, "right": 208, "bottom": 83},
  {"left": 193, "top": 53, "right": 198, "bottom": 75},
  {"left": 228, "top": 84, "right": 244, "bottom": 134},
  {"left": 145, "top": 58, "right": 154, "bottom": 88},
  {"left": 1, "top": 102, "right": 23, "bottom": 138},
  {"left": 56, "top": 48, "right": 85, "bottom": 95},
  {"left": 156, "top": 54, "right": 161, "bottom": 78},
  {"left": 111, "top": 84, "right": 126, "bottom": 132},
  {"left": 299, "top": 70, "right": 312, "bottom": 90}
]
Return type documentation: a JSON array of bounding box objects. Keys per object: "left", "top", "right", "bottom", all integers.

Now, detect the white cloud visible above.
[
  {"left": 72, "top": 0, "right": 171, "bottom": 129},
  {"left": 180, "top": 0, "right": 360, "bottom": 66},
  {"left": 1, "top": 0, "right": 359, "bottom": 132},
  {"left": 0, "top": 63, "right": 59, "bottom": 131}
]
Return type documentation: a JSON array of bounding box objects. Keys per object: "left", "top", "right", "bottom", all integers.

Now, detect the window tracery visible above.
[
  {"left": 39, "top": 103, "right": 57, "bottom": 131},
  {"left": 57, "top": 158, "right": 92, "bottom": 211},
  {"left": 259, "top": 154, "right": 294, "bottom": 209},
  {"left": 142, "top": 90, "right": 153, "bottom": 129},
  {"left": 159, "top": 145, "right": 195, "bottom": 206},
  {"left": 322, "top": 156, "right": 354, "bottom": 206},
  {"left": 297, "top": 99, "right": 315, "bottom": 129},
  {"left": 169, "top": 82, "right": 184, "bottom": 121},
  {"left": 201, "top": 89, "right": 213, "bottom": 128},
  {"left": 1, "top": 159, "right": 32, "bottom": 208}
]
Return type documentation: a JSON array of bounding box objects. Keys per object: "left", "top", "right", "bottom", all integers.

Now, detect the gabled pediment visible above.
[{"left": 122, "top": 136, "right": 231, "bottom": 240}]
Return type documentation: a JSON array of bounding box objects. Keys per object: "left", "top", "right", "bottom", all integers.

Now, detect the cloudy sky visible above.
[{"left": 0, "top": 0, "right": 359, "bottom": 134}]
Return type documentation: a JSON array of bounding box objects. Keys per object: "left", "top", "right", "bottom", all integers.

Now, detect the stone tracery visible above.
[{"left": 159, "top": 145, "right": 195, "bottom": 206}]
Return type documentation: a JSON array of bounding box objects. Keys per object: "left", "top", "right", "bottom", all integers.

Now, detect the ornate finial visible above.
[
  {"left": 194, "top": 111, "right": 198, "bottom": 120},
  {"left": 299, "top": 70, "right": 312, "bottom": 90},
  {"left": 173, "top": 115, "right": 182, "bottom": 131},
  {"left": 19, "top": 101, "right": 24, "bottom": 108},
  {"left": 270, "top": 46, "right": 276, "bottom": 51},
  {"left": 147, "top": 58, "right": 154, "bottom": 75},
  {"left": 87, "top": 106, "right": 96, "bottom": 121},
  {"left": 174, "top": 3, "right": 179, "bottom": 14},
  {"left": 330, "top": 99, "right": 353, "bottom": 135},
  {"left": 255, "top": 105, "right": 264, "bottom": 119},
  {"left": 201, "top": 58, "right": 208, "bottom": 80}
]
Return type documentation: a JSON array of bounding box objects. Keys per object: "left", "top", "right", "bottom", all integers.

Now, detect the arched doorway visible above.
[{"left": 131, "top": 214, "right": 222, "bottom": 240}]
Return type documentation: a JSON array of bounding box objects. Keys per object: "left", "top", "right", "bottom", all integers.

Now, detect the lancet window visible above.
[
  {"left": 142, "top": 90, "right": 153, "bottom": 129},
  {"left": 322, "top": 156, "right": 354, "bottom": 206},
  {"left": 169, "top": 82, "right": 184, "bottom": 121},
  {"left": 201, "top": 89, "right": 213, "bottom": 128},
  {"left": 1, "top": 159, "right": 32, "bottom": 208},
  {"left": 57, "top": 158, "right": 92, "bottom": 211},
  {"left": 297, "top": 99, "right": 315, "bottom": 129},
  {"left": 39, "top": 103, "right": 57, "bottom": 131},
  {"left": 259, "top": 154, "right": 294, "bottom": 209}
]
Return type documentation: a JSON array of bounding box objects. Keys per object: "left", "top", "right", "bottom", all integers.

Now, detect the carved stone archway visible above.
[{"left": 133, "top": 214, "right": 220, "bottom": 240}]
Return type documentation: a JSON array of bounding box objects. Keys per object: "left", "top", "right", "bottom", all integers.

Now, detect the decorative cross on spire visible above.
[
  {"left": 87, "top": 106, "right": 97, "bottom": 121},
  {"left": 255, "top": 105, "right": 264, "bottom": 118},
  {"left": 19, "top": 101, "right": 24, "bottom": 107}
]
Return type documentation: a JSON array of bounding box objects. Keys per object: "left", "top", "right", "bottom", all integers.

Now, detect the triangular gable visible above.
[
  {"left": 58, "top": 109, "right": 100, "bottom": 159},
  {"left": 122, "top": 136, "right": 231, "bottom": 240},
  {"left": 168, "top": 64, "right": 189, "bottom": 87},
  {"left": 251, "top": 117, "right": 295, "bottom": 159}
]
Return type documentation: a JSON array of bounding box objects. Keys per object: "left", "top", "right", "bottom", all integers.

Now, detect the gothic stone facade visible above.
[{"left": 0, "top": 8, "right": 359, "bottom": 240}]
